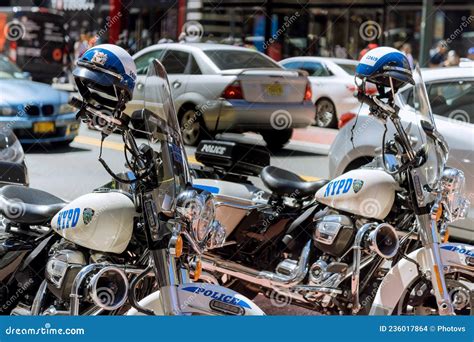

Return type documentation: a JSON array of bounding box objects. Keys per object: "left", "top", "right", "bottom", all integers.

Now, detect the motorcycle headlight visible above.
[
  {"left": 176, "top": 189, "right": 215, "bottom": 243},
  {"left": 0, "top": 107, "right": 15, "bottom": 116},
  {"left": 0, "top": 138, "right": 24, "bottom": 163},
  {"left": 440, "top": 168, "right": 470, "bottom": 222},
  {"left": 207, "top": 220, "right": 226, "bottom": 249},
  {"left": 58, "top": 103, "right": 75, "bottom": 114}
]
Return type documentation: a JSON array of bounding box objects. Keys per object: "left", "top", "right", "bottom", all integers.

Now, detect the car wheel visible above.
[
  {"left": 180, "top": 109, "right": 208, "bottom": 146},
  {"left": 315, "top": 98, "right": 337, "bottom": 128},
  {"left": 261, "top": 129, "right": 293, "bottom": 152}
]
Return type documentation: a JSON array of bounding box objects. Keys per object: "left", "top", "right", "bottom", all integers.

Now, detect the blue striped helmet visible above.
[
  {"left": 73, "top": 44, "right": 137, "bottom": 108},
  {"left": 356, "top": 47, "right": 414, "bottom": 91}
]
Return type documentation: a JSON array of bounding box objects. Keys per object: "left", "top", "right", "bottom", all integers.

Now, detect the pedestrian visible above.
[
  {"left": 358, "top": 43, "right": 378, "bottom": 60},
  {"left": 429, "top": 41, "right": 448, "bottom": 67},
  {"left": 399, "top": 43, "right": 414, "bottom": 69},
  {"left": 468, "top": 47, "right": 474, "bottom": 60},
  {"left": 74, "top": 33, "right": 90, "bottom": 59},
  {"left": 444, "top": 50, "right": 460, "bottom": 67}
]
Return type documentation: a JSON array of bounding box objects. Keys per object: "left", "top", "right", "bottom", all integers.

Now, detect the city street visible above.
[{"left": 24, "top": 125, "right": 336, "bottom": 201}]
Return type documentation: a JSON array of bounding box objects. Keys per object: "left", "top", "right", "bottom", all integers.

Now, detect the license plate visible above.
[
  {"left": 33, "top": 122, "right": 55, "bottom": 134},
  {"left": 264, "top": 83, "right": 283, "bottom": 96}
]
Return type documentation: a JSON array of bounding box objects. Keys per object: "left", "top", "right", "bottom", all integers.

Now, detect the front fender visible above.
[
  {"left": 126, "top": 283, "right": 265, "bottom": 316},
  {"left": 369, "top": 242, "right": 474, "bottom": 315}
]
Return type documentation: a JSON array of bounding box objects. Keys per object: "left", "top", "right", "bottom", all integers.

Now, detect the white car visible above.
[
  {"left": 329, "top": 67, "right": 474, "bottom": 241},
  {"left": 280, "top": 57, "right": 376, "bottom": 128}
]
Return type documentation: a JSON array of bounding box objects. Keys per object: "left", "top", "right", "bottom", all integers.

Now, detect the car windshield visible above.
[
  {"left": 204, "top": 50, "right": 280, "bottom": 70},
  {"left": 0, "top": 57, "right": 25, "bottom": 79},
  {"left": 336, "top": 62, "right": 357, "bottom": 75}
]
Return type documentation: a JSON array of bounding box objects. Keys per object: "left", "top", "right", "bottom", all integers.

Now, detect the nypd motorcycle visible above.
[
  {"left": 8, "top": 45, "right": 264, "bottom": 316},
  {"left": 190, "top": 48, "right": 473, "bottom": 315}
]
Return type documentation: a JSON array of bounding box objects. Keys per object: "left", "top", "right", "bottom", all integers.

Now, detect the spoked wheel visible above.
[
  {"left": 396, "top": 274, "right": 474, "bottom": 315},
  {"left": 180, "top": 109, "right": 207, "bottom": 146},
  {"left": 315, "top": 99, "right": 337, "bottom": 128}
]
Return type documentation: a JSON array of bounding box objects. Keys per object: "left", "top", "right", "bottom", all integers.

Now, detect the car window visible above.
[
  {"left": 302, "top": 62, "right": 332, "bottom": 77},
  {"left": 161, "top": 50, "right": 190, "bottom": 74},
  {"left": 336, "top": 63, "right": 357, "bottom": 76},
  {"left": 427, "top": 80, "right": 474, "bottom": 122},
  {"left": 281, "top": 61, "right": 304, "bottom": 70},
  {"left": 400, "top": 80, "right": 474, "bottom": 123},
  {"left": 204, "top": 50, "right": 280, "bottom": 70},
  {"left": 0, "top": 56, "right": 25, "bottom": 79},
  {"left": 189, "top": 55, "right": 202, "bottom": 75},
  {"left": 135, "top": 50, "right": 164, "bottom": 75}
]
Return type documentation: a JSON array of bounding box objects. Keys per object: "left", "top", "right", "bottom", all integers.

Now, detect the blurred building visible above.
[
  {"left": 185, "top": 0, "right": 474, "bottom": 60},
  {"left": 2, "top": 0, "right": 180, "bottom": 53}
]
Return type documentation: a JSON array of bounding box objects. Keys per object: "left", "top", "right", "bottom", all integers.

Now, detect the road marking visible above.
[
  {"left": 74, "top": 135, "right": 124, "bottom": 151},
  {"left": 73, "top": 135, "right": 320, "bottom": 182}
]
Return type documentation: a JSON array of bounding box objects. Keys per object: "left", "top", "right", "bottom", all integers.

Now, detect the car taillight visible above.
[
  {"left": 338, "top": 112, "right": 356, "bottom": 128},
  {"left": 304, "top": 83, "right": 312, "bottom": 101},
  {"left": 365, "top": 85, "right": 378, "bottom": 95},
  {"left": 222, "top": 81, "right": 243, "bottom": 99},
  {"left": 346, "top": 84, "right": 357, "bottom": 93}
]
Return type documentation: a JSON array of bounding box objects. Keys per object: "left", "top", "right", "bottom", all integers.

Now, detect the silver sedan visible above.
[{"left": 129, "top": 43, "right": 314, "bottom": 150}]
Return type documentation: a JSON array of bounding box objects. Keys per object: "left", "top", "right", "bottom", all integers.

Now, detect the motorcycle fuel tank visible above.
[
  {"left": 51, "top": 191, "right": 136, "bottom": 254},
  {"left": 316, "top": 169, "right": 398, "bottom": 220}
]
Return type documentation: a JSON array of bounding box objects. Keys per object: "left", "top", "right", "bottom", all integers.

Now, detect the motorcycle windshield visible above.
[
  {"left": 411, "top": 66, "right": 446, "bottom": 188},
  {"left": 141, "top": 59, "right": 191, "bottom": 213}
]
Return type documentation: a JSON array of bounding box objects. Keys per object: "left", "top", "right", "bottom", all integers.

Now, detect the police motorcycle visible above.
[
  {"left": 190, "top": 47, "right": 472, "bottom": 315},
  {"left": 10, "top": 45, "right": 264, "bottom": 316}
]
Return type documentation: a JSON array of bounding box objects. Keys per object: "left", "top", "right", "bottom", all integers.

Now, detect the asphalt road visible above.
[
  {"left": 24, "top": 125, "right": 332, "bottom": 201},
  {"left": 23, "top": 124, "right": 332, "bottom": 315}
]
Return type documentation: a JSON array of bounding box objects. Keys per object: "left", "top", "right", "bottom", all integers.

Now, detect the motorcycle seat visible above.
[
  {"left": 260, "top": 166, "right": 329, "bottom": 198},
  {"left": 0, "top": 185, "right": 67, "bottom": 225}
]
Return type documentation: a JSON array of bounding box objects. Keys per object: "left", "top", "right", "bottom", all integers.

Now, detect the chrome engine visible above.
[
  {"left": 201, "top": 213, "right": 400, "bottom": 314},
  {"left": 12, "top": 242, "right": 150, "bottom": 316}
]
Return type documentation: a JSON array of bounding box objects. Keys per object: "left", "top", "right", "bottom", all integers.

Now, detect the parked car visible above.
[
  {"left": 129, "top": 43, "right": 314, "bottom": 150},
  {"left": 0, "top": 55, "right": 79, "bottom": 146},
  {"left": 280, "top": 57, "right": 377, "bottom": 128},
  {"left": 328, "top": 67, "right": 474, "bottom": 241}
]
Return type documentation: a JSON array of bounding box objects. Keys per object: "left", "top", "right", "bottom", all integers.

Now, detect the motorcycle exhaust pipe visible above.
[
  {"left": 201, "top": 241, "right": 311, "bottom": 289},
  {"left": 87, "top": 266, "right": 129, "bottom": 311},
  {"left": 351, "top": 222, "right": 399, "bottom": 313},
  {"left": 366, "top": 223, "right": 399, "bottom": 259},
  {"left": 70, "top": 264, "right": 151, "bottom": 315}
]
